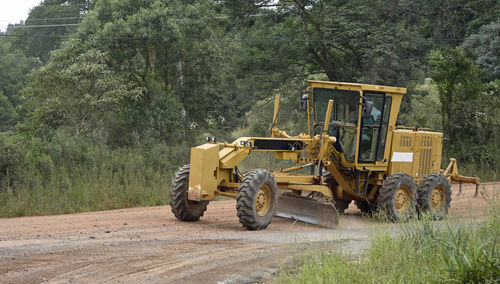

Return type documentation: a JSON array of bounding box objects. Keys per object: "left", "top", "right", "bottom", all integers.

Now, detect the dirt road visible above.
[{"left": 0, "top": 183, "right": 497, "bottom": 283}]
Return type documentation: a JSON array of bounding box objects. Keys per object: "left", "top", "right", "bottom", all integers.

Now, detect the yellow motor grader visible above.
[{"left": 170, "top": 80, "right": 480, "bottom": 230}]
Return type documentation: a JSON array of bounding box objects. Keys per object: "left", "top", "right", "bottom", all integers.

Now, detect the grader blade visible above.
[{"left": 275, "top": 194, "right": 339, "bottom": 228}]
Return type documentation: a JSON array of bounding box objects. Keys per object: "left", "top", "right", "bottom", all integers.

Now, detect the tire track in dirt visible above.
[{"left": 0, "top": 182, "right": 497, "bottom": 283}]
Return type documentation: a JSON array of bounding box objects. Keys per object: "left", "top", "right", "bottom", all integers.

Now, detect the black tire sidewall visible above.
[
  {"left": 236, "top": 169, "right": 278, "bottom": 230},
  {"left": 418, "top": 173, "right": 451, "bottom": 219},
  {"left": 379, "top": 173, "right": 417, "bottom": 221},
  {"left": 170, "top": 165, "right": 209, "bottom": 221}
]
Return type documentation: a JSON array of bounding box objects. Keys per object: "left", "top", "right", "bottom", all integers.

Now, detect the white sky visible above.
[{"left": 0, "top": 0, "right": 42, "bottom": 32}]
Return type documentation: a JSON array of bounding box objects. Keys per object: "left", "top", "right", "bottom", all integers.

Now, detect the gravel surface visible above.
[{"left": 0, "top": 182, "right": 496, "bottom": 283}]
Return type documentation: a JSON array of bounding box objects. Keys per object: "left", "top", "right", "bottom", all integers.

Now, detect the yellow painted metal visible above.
[
  {"left": 215, "top": 190, "right": 238, "bottom": 199},
  {"left": 323, "top": 162, "right": 368, "bottom": 201},
  {"left": 273, "top": 173, "right": 317, "bottom": 184},
  {"left": 185, "top": 79, "right": 478, "bottom": 217},
  {"left": 318, "top": 100, "right": 336, "bottom": 160},
  {"left": 219, "top": 147, "right": 248, "bottom": 169},
  {"left": 323, "top": 99, "right": 333, "bottom": 132},
  {"left": 219, "top": 181, "right": 241, "bottom": 188},
  {"left": 354, "top": 95, "right": 361, "bottom": 168},
  {"left": 430, "top": 186, "right": 445, "bottom": 210},
  {"left": 284, "top": 184, "right": 333, "bottom": 198},
  {"left": 389, "top": 129, "right": 443, "bottom": 183},
  {"left": 273, "top": 94, "right": 280, "bottom": 126},
  {"left": 308, "top": 80, "right": 407, "bottom": 94},
  {"left": 255, "top": 185, "right": 272, "bottom": 216},
  {"left": 442, "top": 158, "right": 481, "bottom": 197},
  {"left": 188, "top": 143, "right": 219, "bottom": 201},
  {"left": 443, "top": 158, "right": 480, "bottom": 185},
  {"left": 275, "top": 151, "right": 300, "bottom": 161},
  {"left": 217, "top": 137, "right": 254, "bottom": 169},
  {"left": 279, "top": 165, "right": 303, "bottom": 173},
  {"left": 389, "top": 130, "right": 416, "bottom": 177},
  {"left": 306, "top": 87, "right": 311, "bottom": 137},
  {"left": 394, "top": 186, "right": 411, "bottom": 212}
]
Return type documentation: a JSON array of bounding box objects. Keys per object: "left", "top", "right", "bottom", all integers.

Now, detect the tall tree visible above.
[
  {"left": 226, "top": 0, "right": 425, "bottom": 86},
  {"left": 9, "top": 0, "right": 94, "bottom": 63},
  {"left": 463, "top": 21, "right": 500, "bottom": 81},
  {"left": 430, "top": 47, "right": 499, "bottom": 165},
  {"left": 23, "top": 0, "right": 240, "bottom": 144},
  {"left": 0, "top": 39, "right": 40, "bottom": 129}
]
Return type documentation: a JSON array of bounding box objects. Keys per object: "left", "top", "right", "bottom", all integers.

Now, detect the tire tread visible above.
[
  {"left": 236, "top": 169, "right": 278, "bottom": 230},
  {"left": 169, "top": 164, "right": 209, "bottom": 221}
]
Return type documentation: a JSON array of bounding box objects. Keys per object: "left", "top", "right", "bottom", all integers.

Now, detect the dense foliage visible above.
[{"left": 0, "top": 0, "right": 498, "bottom": 216}]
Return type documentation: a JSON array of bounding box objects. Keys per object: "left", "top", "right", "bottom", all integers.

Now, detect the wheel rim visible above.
[
  {"left": 394, "top": 186, "right": 411, "bottom": 212},
  {"left": 255, "top": 185, "right": 271, "bottom": 216},
  {"left": 430, "top": 185, "right": 445, "bottom": 210}
]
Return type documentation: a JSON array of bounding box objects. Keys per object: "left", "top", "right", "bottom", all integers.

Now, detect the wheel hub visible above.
[
  {"left": 394, "top": 187, "right": 410, "bottom": 212},
  {"left": 255, "top": 185, "right": 271, "bottom": 216},
  {"left": 430, "top": 186, "right": 444, "bottom": 210}
]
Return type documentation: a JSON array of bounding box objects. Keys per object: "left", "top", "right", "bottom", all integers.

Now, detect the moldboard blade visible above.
[{"left": 275, "top": 194, "right": 339, "bottom": 228}]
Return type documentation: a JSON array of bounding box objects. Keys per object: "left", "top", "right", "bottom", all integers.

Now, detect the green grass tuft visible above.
[{"left": 278, "top": 190, "right": 500, "bottom": 283}]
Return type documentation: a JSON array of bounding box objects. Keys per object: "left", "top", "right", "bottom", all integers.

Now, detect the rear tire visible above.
[
  {"left": 323, "top": 171, "right": 351, "bottom": 213},
  {"left": 236, "top": 169, "right": 278, "bottom": 230},
  {"left": 377, "top": 173, "right": 417, "bottom": 222},
  {"left": 170, "top": 164, "right": 209, "bottom": 221},
  {"left": 417, "top": 173, "right": 451, "bottom": 219}
]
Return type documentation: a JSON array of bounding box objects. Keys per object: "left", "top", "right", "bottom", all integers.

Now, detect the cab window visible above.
[
  {"left": 313, "top": 87, "right": 360, "bottom": 162},
  {"left": 358, "top": 93, "right": 391, "bottom": 162}
]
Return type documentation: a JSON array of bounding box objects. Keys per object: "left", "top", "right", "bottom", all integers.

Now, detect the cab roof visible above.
[{"left": 308, "top": 80, "right": 406, "bottom": 95}]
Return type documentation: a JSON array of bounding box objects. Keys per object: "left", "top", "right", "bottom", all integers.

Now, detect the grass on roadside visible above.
[
  {"left": 0, "top": 131, "right": 189, "bottom": 217},
  {"left": 278, "top": 188, "right": 499, "bottom": 284}
]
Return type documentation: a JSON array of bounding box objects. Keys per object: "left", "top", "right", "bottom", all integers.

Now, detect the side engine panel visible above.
[{"left": 389, "top": 129, "right": 443, "bottom": 184}]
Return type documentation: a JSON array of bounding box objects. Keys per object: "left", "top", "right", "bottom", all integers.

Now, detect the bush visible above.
[{"left": 0, "top": 130, "right": 190, "bottom": 217}]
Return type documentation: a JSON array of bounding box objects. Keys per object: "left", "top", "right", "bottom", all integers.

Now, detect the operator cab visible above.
[{"left": 308, "top": 81, "right": 396, "bottom": 165}]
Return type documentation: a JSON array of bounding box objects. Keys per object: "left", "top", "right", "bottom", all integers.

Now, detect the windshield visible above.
[
  {"left": 313, "top": 88, "right": 360, "bottom": 125},
  {"left": 313, "top": 88, "right": 360, "bottom": 162}
]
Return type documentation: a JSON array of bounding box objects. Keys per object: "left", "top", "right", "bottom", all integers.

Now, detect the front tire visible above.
[
  {"left": 236, "top": 169, "right": 278, "bottom": 230},
  {"left": 417, "top": 173, "right": 451, "bottom": 219},
  {"left": 170, "top": 164, "right": 209, "bottom": 221},
  {"left": 377, "top": 173, "right": 417, "bottom": 222}
]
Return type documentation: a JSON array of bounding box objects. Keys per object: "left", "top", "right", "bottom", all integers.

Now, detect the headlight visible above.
[{"left": 245, "top": 141, "right": 252, "bottom": 147}]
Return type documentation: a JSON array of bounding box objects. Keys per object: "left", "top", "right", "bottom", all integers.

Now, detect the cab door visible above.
[{"left": 358, "top": 92, "right": 392, "bottom": 163}]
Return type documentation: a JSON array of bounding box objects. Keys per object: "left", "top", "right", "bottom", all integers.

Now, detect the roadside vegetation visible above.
[
  {"left": 0, "top": 0, "right": 499, "bottom": 217},
  {"left": 278, "top": 187, "right": 499, "bottom": 283},
  {"left": 0, "top": 130, "right": 188, "bottom": 217}
]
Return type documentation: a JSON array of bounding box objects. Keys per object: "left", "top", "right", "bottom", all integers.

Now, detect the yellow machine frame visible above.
[{"left": 186, "top": 80, "right": 479, "bottom": 204}]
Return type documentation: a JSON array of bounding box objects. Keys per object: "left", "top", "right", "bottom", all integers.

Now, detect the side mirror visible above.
[
  {"left": 361, "top": 100, "right": 373, "bottom": 119},
  {"left": 300, "top": 94, "right": 308, "bottom": 111}
]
